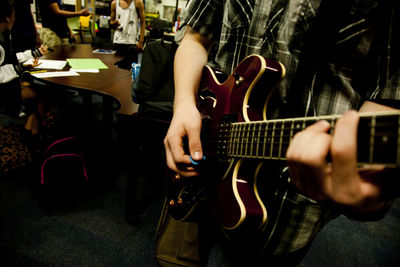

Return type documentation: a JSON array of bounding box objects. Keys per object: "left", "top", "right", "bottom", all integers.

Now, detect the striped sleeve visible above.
[{"left": 185, "top": 0, "right": 223, "bottom": 41}]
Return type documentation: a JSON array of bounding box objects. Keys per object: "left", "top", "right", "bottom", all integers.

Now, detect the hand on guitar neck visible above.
[{"left": 287, "top": 101, "right": 398, "bottom": 216}]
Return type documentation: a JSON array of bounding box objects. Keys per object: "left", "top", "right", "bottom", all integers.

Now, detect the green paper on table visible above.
[{"left": 66, "top": 58, "right": 108, "bottom": 69}]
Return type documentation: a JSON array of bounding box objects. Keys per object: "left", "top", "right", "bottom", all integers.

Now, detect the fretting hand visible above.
[{"left": 286, "top": 111, "right": 386, "bottom": 215}]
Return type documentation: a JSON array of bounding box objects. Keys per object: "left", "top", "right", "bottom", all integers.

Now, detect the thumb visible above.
[{"left": 186, "top": 127, "right": 203, "bottom": 161}]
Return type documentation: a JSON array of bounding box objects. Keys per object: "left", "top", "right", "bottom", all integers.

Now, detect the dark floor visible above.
[
  {"left": 0, "top": 95, "right": 399, "bottom": 266},
  {"left": 0, "top": 170, "right": 163, "bottom": 266}
]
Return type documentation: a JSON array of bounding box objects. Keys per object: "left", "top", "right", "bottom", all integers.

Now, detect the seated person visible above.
[{"left": 1, "top": 0, "right": 47, "bottom": 137}]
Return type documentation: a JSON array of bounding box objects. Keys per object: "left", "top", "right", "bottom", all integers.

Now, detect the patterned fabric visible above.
[
  {"left": 186, "top": 0, "right": 400, "bottom": 116},
  {"left": 0, "top": 126, "right": 31, "bottom": 173},
  {"left": 39, "top": 28, "right": 69, "bottom": 50},
  {"left": 184, "top": 0, "right": 399, "bottom": 257}
]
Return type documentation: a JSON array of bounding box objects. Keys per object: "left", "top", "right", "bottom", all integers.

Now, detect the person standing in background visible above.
[
  {"left": 37, "top": 0, "right": 90, "bottom": 49},
  {"left": 110, "top": 0, "right": 145, "bottom": 69},
  {"left": 11, "top": 0, "right": 41, "bottom": 52}
]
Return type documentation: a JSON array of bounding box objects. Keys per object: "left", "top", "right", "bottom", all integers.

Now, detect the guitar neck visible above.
[{"left": 217, "top": 112, "right": 400, "bottom": 167}]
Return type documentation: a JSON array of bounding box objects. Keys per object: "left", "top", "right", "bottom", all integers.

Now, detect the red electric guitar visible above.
[{"left": 167, "top": 54, "right": 400, "bottom": 234}]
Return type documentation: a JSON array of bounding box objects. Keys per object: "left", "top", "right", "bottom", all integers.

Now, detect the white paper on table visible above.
[
  {"left": 24, "top": 59, "right": 67, "bottom": 70},
  {"left": 31, "top": 71, "right": 80, "bottom": 78},
  {"left": 70, "top": 68, "right": 99, "bottom": 73}
]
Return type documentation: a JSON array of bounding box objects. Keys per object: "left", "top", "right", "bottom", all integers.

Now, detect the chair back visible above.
[{"left": 79, "top": 15, "right": 91, "bottom": 28}]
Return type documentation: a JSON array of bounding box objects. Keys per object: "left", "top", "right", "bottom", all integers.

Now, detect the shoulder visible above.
[{"left": 135, "top": 0, "right": 144, "bottom": 9}]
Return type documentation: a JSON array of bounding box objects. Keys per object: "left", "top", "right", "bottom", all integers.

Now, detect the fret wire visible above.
[
  {"left": 227, "top": 124, "right": 233, "bottom": 156},
  {"left": 278, "top": 121, "right": 284, "bottom": 159},
  {"left": 231, "top": 124, "right": 236, "bottom": 156},
  {"left": 263, "top": 122, "right": 268, "bottom": 158},
  {"left": 227, "top": 124, "right": 231, "bottom": 156},
  {"left": 235, "top": 124, "right": 240, "bottom": 156},
  {"left": 229, "top": 124, "right": 235, "bottom": 155},
  {"left": 245, "top": 124, "right": 251, "bottom": 156},
  {"left": 250, "top": 123, "right": 255, "bottom": 157},
  {"left": 232, "top": 124, "right": 237, "bottom": 156},
  {"left": 289, "top": 119, "right": 294, "bottom": 145},
  {"left": 256, "top": 123, "right": 262, "bottom": 157},
  {"left": 269, "top": 122, "right": 276, "bottom": 158},
  {"left": 369, "top": 116, "right": 375, "bottom": 163},
  {"left": 244, "top": 124, "right": 248, "bottom": 156},
  {"left": 242, "top": 124, "right": 246, "bottom": 156},
  {"left": 239, "top": 124, "right": 244, "bottom": 156}
]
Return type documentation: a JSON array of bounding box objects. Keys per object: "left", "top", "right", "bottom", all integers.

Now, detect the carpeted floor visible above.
[
  {"left": 0, "top": 168, "right": 163, "bottom": 267},
  {"left": 0, "top": 95, "right": 399, "bottom": 267},
  {"left": 1, "top": 166, "right": 399, "bottom": 267}
]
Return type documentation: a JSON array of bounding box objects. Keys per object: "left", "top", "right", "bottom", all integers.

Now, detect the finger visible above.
[
  {"left": 287, "top": 120, "right": 331, "bottom": 162},
  {"left": 165, "top": 137, "right": 199, "bottom": 177},
  {"left": 305, "top": 119, "right": 331, "bottom": 133},
  {"left": 165, "top": 128, "right": 194, "bottom": 168},
  {"left": 331, "top": 111, "right": 359, "bottom": 179},
  {"left": 186, "top": 124, "right": 203, "bottom": 161}
]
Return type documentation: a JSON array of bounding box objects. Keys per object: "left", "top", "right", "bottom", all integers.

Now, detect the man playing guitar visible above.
[{"left": 164, "top": 0, "right": 399, "bottom": 265}]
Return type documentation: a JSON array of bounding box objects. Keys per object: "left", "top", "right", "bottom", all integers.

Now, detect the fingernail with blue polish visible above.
[{"left": 189, "top": 155, "right": 206, "bottom": 165}]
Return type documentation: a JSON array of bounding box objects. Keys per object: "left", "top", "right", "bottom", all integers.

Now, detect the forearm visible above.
[
  {"left": 50, "top": 3, "right": 88, "bottom": 18},
  {"left": 136, "top": 0, "right": 146, "bottom": 44},
  {"left": 16, "top": 49, "right": 42, "bottom": 64},
  {"left": 139, "top": 20, "right": 145, "bottom": 43},
  {"left": 55, "top": 10, "right": 83, "bottom": 18},
  {"left": 173, "top": 29, "right": 212, "bottom": 110}
]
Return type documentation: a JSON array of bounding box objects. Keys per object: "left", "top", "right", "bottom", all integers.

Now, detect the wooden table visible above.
[
  {"left": 39, "top": 43, "right": 136, "bottom": 116},
  {"left": 33, "top": 44, "right": 138, "bottom": 143}
]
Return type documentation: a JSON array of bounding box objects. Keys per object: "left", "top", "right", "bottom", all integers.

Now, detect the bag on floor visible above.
[
  {"left": 155, "top": 199, "right": 203, "bottom": 267},
  {"left": 39, "top": 136, "right": 89, "bottom": 205}
]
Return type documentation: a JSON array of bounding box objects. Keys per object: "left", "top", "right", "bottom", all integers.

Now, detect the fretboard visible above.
[{"left": 216, "top": 112, "right": 400, "bottom": 167}]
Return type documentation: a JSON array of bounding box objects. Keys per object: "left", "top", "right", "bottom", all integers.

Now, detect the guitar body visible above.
[{"left": 169, "top": 55, "right": 285, "bottom": 231}]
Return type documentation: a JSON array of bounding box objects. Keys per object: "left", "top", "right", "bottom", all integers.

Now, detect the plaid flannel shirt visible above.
[{"left": 184, "top": 0, "right": 399, "bottom": 257}]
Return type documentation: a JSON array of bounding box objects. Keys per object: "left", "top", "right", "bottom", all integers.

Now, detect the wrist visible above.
[{"left": 173, "top": 98, "right": 197, "bottom": 114}]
